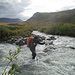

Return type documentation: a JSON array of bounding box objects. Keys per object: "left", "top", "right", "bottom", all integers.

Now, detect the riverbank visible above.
[
  {"left": 0, "top": 23, "right": 75, "bottom": 42},
  {"left": 1, "top": 31, "right": 56, "bottom": 46},
  {"left": 38, "top": 23, "right": 75, "bottom": 37}
]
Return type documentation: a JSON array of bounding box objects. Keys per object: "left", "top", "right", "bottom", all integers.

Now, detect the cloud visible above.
[
  {"left": 0, "top": 0, "right": 31, "bottom": 20},
  {"left": 61, "top": 6, "right": 75, "bottom": 11},
  {"left": 0, "top": 0, "right": 75, "bottom": 21},
  {"left": 61, "top": 0, "right": 75, "bottom": 11}
]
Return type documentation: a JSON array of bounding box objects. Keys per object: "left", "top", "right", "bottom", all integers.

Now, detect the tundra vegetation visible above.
[
  {"left": 39, "top": 23, "right": 75, "bottom": 37},
  {"left": 0, "top": 23, "right": 36, "bottom": 41},
  {"left": 0, "top": 22, "right": 75, "bottom": 41}
]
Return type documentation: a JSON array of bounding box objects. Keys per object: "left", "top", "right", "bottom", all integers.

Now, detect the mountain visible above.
[
  {"left": 0, "top": 18, "right": 23, "bottom": 23},
  {"left": 26, "top": 9, "right": 75, "bottom": 24}
]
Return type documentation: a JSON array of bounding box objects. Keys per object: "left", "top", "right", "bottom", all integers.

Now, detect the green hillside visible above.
[{"left": 26, "top": 9, "right": 75, "bottom": 24}]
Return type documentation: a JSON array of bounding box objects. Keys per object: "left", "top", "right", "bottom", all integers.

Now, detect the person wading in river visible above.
[{"left": 28, "top": 35, "right": 45, "bottom": 59}]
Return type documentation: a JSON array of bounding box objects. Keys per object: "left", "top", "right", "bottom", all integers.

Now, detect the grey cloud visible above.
[
  {"left": 61, "top": 0, "right": 75, "bottom": 11},
  {"left": 61, "top": 5, "right": 75, "bottom": 11},
  {"left": 0, "top": 0, "right": 31, "bottom": 20}
]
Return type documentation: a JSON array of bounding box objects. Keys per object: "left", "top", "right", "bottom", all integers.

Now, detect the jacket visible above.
[{"left": 29, "top": 38, "right": 44, "bottom": 50}]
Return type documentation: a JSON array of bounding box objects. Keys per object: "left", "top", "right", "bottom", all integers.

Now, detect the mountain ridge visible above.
[
  {"left": 0, "top": 18, "right": 23, "bottom": 23},
  {"left": 26, "top": 9, "right": 75, "bottom": 24}
]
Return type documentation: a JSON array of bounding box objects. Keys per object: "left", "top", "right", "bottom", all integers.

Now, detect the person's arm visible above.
[{"left": 37, "top": 40, "right": 45, "bottom": 45}]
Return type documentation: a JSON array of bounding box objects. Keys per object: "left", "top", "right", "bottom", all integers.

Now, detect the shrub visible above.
[
  {"left": 2, "top": 47, "right": 21, "bottom": 75},
  {"left": 0, "top": 26, "right": 10, "bottom": 40},
  {"left": 39, "top": 23, "right": 75, "bottom": 37}
]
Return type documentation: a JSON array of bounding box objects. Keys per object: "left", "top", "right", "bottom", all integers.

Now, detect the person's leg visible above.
[
  {"left": 32, "top": 52, "right": 36, "bottom": 59},
  {"left": 30, "top": 49, "right": 36, "bottom": 59}
]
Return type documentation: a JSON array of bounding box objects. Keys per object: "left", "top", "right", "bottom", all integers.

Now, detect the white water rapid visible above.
[{"left": 0, "top": 31, "right": 75, "bottom": 75}]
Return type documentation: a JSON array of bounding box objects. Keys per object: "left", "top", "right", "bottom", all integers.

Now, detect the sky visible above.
[{"left": 0, "top": 0, "right": 75, "bottom": 21}]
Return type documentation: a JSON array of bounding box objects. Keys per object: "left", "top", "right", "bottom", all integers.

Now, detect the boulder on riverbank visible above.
[
  {"left": 6, "top": 31, "right": 57, "bottom": 46},
  {"left": 6, "top": 36, "right": 27, "bottom": 46},
  {"left": 16, "top": 38, "right": 27, "bottom": 46}
]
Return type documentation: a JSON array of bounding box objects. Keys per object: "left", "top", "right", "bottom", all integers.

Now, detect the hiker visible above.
[{"left": 28, "top": 35, "right": 45, "bottom": 59}]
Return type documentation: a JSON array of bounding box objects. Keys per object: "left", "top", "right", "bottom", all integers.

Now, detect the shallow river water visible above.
[{"left": 0, "top": 31, "right": 75, "bottom": 75}]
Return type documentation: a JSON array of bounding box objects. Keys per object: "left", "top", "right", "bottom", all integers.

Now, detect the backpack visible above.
[{"left": 27, "top": 37, "right": 34, "bottom": 47}]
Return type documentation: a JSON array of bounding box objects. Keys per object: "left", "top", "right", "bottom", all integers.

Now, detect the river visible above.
[{"left": 0, "top": 31, "right": 75, "bottom": 75}]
